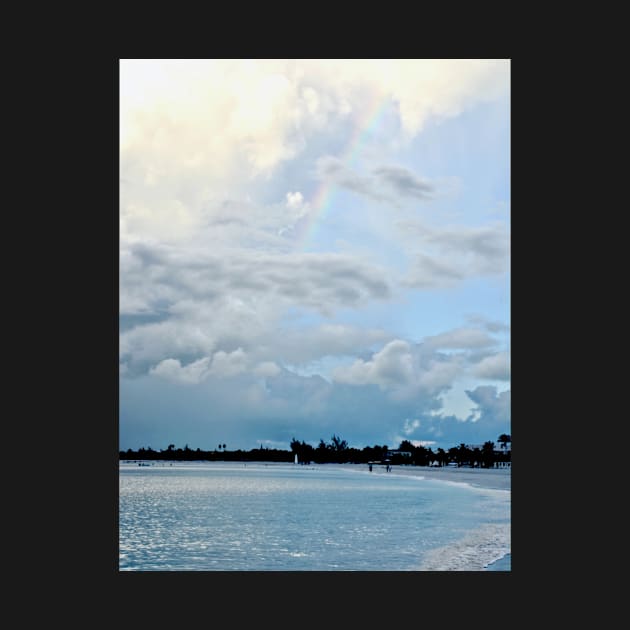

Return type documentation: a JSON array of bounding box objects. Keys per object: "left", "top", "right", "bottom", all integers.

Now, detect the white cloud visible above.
[
  {"left": 148, "top": 348, "right": 250, "bottom": 383},
  {"left": 120, "top": 59, "right": 509, "bottom": 245},
  {"left": 417, "top": 357, "right": 464, "bottom": 393},
  {"left": 399, "top": 221, "right": 510, "bottom": 288},
  {"left": 272, "top": 324, "right": 391, "bottom": 366},
  {"left": 120, "top": 319, "right": 216, "bottom": 366},
  {"left": 119, "top": 60, "right": 510, "bottom": 452},
  {"left": 253, "top": 361, "right": 282, "bottom": 378},
  {"left": 333, "top": 339, "right": 415, "bottom": 389},
  {"left": 330, "top": 329, "right": 505, "bottom": 399},
  {"left": 424, "top": 327, "right": 497, "bottom": 350},
  {"left": 472, "top": 352, "right": 510, "bottom": 380},
  {"left": 403, "top": 418, "right": 421, "bottom": 435},
  {"left": 466, "top": 314, "right": 510, "bottom": 333},
  {"left": 150, "top": 357, "right": 211, "bottom": 385},
  {"left": 120, "top": 241, "right": 393, "bottom": 332},
  {"left": 331, "top": 337, "right": 467, "bottom": 399},
  {"left": 208, "top": 348, "right": 248, "bottom": 378},
  {"left": 286, "top": 191, "right": 304, "bottom": 209},
  {"left": 464, "top": 386, "right": 510, "bottom": 424}
]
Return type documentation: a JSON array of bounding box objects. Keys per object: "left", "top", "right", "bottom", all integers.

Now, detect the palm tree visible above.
[
  {"left": 497, "top": 434, "right": 511, "bottom": 450},
  {"left": 436, "top": 448, "right": 447, "bottom": 467},
  {"left": 482, "top": 441, "right": 495, "bottom": 468}
]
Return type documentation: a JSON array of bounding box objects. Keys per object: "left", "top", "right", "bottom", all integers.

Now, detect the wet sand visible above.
[{"left": 332, "top": 463, "right": 511, "bottom": 491}]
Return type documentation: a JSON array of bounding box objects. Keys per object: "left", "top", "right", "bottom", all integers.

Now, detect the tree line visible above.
[{"left": 120, "top": 433, "right": 511, "bottom": 468}]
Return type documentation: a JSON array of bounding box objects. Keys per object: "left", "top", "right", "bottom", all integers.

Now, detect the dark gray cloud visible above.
[
  {"left": 122, "top": 241, "right": 392, "bottom": 318},
  {"left": 372, "top": 166, "right": 434, "bottom": 200},
  {"left": 466, "top": 314, "right": 510, "bottom": 333},
  {"left": 316, "top": 157, "right": 389, "bottom": 202},
  {"left": 119, "top": 311, "right": 171, "bottom": 333},
  {"left": 425, "top": 224, "right": 509, "bottom": 268},
  {"left": 399, "top": 221, "right": 509, "bottom": 287},
  {"left": 424, "top": 328, "right": 496, "bottom": 350},
  {"left": 119, "top": 240, "right": 395, "bottom": 374},
  {"left": 464, "top": 385, "right": 511, "bottom": 424},
  {"left": 119, "top": 366, "right": 510, "bottom": 452},
  {"left": 315, "top": 157, "right": 434, "bottom": 205},
  {"left": 404, "top": 253, "right": 465, "bottom": 288}
]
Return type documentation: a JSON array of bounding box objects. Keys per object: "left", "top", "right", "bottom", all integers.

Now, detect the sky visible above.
[{"left": 119, "top": 59, "right": 510, "bottom": 453}]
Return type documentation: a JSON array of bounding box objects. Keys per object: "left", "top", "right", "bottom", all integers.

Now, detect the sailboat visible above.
[{"left": 294, "top": 453, "right": 298, "bottom": 464}]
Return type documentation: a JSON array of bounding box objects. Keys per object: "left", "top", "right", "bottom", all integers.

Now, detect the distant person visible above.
[{"left": 369, "top": 464, "right": 373, "bottom": 472}]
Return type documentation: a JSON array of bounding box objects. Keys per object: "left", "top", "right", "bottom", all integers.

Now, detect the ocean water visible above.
[{"left": 119, "top": 461, "right": 510, "bottom": 571}]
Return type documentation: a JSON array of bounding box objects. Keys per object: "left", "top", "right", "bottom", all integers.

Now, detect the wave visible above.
[{"left": 418, "top": 523, "right": 511, "bottom": 571}]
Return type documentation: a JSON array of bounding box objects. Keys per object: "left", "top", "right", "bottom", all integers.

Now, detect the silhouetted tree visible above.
[
  {"left": 481, "top": 441, "right": 495, "bottom": 468},
  {"left": 120, "top": 435, "right": 512, "bottom": 468},
  {"left": 436, "top": 448, "right": 447, "bottom": 467},
  {"left": 398, "top": 440, "right": 415, "bottom": 452},
  {"left": 497, "top": 434, "right": 511, "bottom": 450},
  {"left": 330, "top": 434, "right": 347, "bottom": 451}
]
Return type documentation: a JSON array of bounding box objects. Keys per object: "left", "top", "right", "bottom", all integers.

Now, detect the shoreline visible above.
[
  {"left": 121, "top": 460, "right": 510, "bottom": 571},
  {"left": 322, "top": 462, "right": 511, "bottom": 492},
  {"left": 485, "top": 553, "right": 511, "bottom": 571},
  {"left": 120, "top": 460, "right": 511, "bottom": 491}
]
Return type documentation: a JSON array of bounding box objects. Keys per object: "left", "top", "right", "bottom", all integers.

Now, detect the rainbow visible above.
[{"left": 294, "top": 92, "right": 392, "bottom": 250}]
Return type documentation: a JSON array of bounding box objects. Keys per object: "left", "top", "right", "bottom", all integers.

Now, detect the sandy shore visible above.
[
  {"left": 328, "top": 463, "right": 511, "bottom": 491},
  {"left": 122, "top": 460, "right": 511, "bottom": 492}
]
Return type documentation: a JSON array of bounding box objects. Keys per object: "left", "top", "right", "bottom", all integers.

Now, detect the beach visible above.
[
  {"left": 120, "top": 461, "right": 511, "bottom": 570},
  {"left": 332, "top": 462, "right": 511, "bottom": 570},
  {"left": 373, "top": 464, "right": 510, "bottom": 491},
  {"left": 321, "top": 462, "right": 511, "bottom": 491}
]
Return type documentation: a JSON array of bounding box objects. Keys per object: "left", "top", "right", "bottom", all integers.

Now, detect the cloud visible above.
[
  {"left": 150, "top": 357, "right": 211, "bottom": 385},
  {"left": 333, "top": 339, "right": 415, "bottom": 389},
  {"left": 315, "top": 158, "right": 434, "bottom": 205},
  {"left": 286, "top": 191, "right": 304, "bottom": 209},
  {"left": 417, "top": 358, "right": 464, "bottom": 393},
  {"left": 332, "top": 338, "right": 470, "bottom": 398},
  {"left": 120, "top": 239, "right": 396, "bottom": 375},
  {"left": 328, "top": 324, "right": 508, "bottom": 403},
  {"left": 121, "top": 240, "right": 392, "bottom": 318},
  {"left": 149, "top": 348, "right": 250, "bottom": 385},
  {"left": 472, "top": 352, "right": 510, "bottom": 380},
  {"left": 120, "top": 319, "right": 217, "bottom": 368},
  {"left": 399, "top": 220, "right": 509, "bottom": 287},
  {"left": 121, "top": 366, "right": 510, "bottom": 452},
  {"left": 119, "top": 60, "right": 510, "bottom": 452},
  {"left": 372, "top": 166, "right": 434, "bottom": 200},
  {"left": 385, "top": 385, "right": 510, "bottom": 448},
  {"left": 424, "top": 327, "right": 497, "bottom": 350},
  {"left": 120, "top": 59, "right": 509, "bottom": 248},
  {"left": 208, "top": 348, "right": 248, "bottom": 378},
  {"left": 404, "top": 254, "right": 465, "bottom": 288},
  {"left": 315, "top": 157, "right": 390, "bottom": 203},
  {"left": 464, "top": 385, "right": 511, "bottom": 425},
  {"left": 121, "top": 59, "right": 508, "bottom": 176},
  {"left": 466, "top": 314, "right": 510, "bottom": 333},
  {"left": 270, "top": 323, "right": 392, "bottom": 366},
  {"left": 427, "top": 224, "right": 509, "bottom": 272},
  {"left": 253, "top": 361, "right": 282, "bottom": 378}
]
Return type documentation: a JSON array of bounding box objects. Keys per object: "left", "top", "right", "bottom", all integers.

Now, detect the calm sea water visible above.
[{"left": 119, "top": 461, "right": 510, "bottom": 571}]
